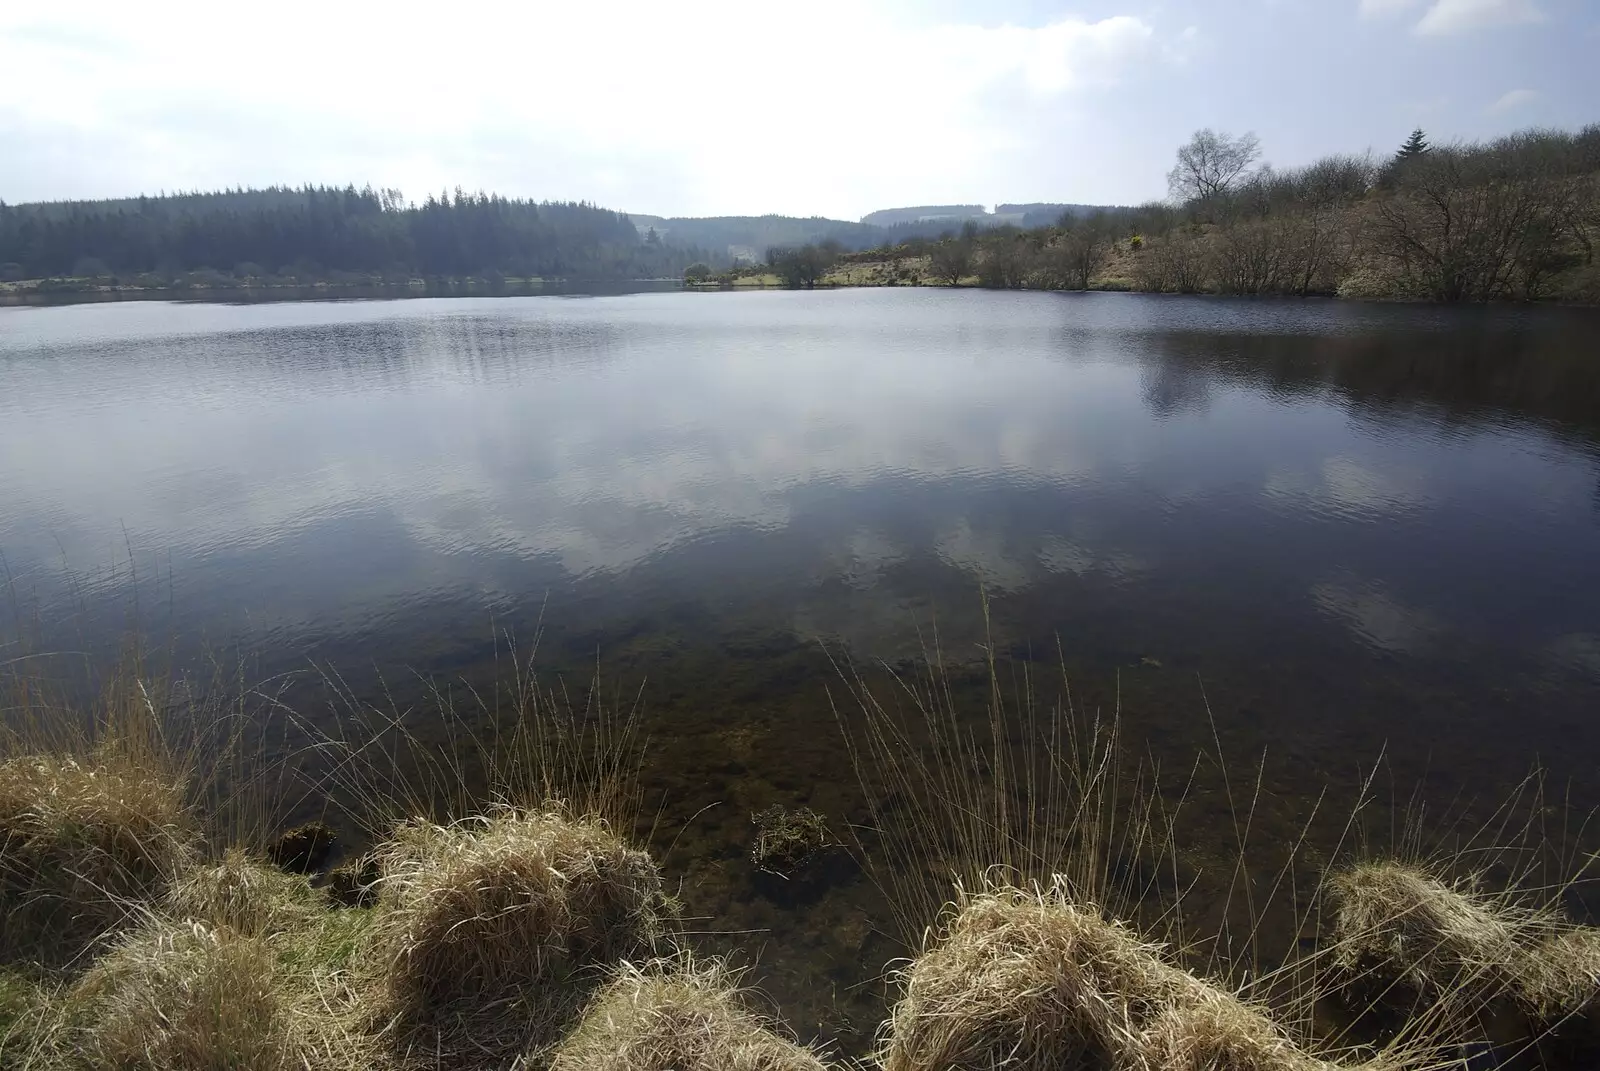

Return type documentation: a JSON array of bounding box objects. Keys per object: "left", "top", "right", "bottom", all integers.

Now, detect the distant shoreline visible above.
[
  {"left": 0, "top": 277, "right": 684, "bottom": 308},
  {"left": 11, "top": 273, "right": 1600, "bottom": 309}
]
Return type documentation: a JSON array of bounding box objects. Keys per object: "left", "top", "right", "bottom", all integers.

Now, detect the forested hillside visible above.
[
  {"left": 823, "top": 123, "right": 1600, "bottom": 304},
  {"left": 632, "top": 205, "right": 1122, "bottom": 258},
  {"left": 626, "top": 214, "right": 883, "bottom": 258},
  {"left": 0, "top": 186, "right": 708, "bottom": 283}
]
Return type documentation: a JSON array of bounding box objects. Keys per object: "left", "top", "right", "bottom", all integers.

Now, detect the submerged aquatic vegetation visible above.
[
  {"left": 550, "top": 957, "right": 831, "bottom": 1071},
  {"left": 750, "top": 805, "right": 834, "bottom": 878}
]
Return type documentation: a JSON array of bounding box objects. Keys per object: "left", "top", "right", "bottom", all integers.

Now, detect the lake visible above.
[{"left": 3, "top": 288, "right": 1599, "bottom": 1047}]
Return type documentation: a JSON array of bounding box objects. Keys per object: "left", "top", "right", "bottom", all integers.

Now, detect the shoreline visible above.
[
  {"left": 0, "top": 277, "right": 685, "bottom": 308},
  {"left": 12, "top": 272, "right": 1600, "bottom": 309},
  {"left": 1, "top": 659, "right": 1596, "bottom": 1069}
]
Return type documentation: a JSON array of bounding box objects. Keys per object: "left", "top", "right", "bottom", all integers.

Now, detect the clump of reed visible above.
[
  {"left": 366, "top": 806, "right": 670, "bottom": 1065},
  {"left": 0, "top": 752, "right": 196, "bottom": 967},
  {"left": 550, "top": 957, "right": 831, "bottom": 1071},
  {"left": 881, "top": 879, "right": 1355, "bottom": 1071},
  {"left": 313, "top": 633, "right": 646, "bottom": 840},
  {"left": 1, "top": 635, "right": 667, "bottom": 1069},
  {"left": 58, "top": 912, "right": 372, "bottom": 1071},
  {"left": 832, "top": 635, "right": 1171, "bottom": 948},
  {"left": 164, "top": 848, "right": 328, "bottom": 938},
  {"left": 0, "top": 650, "right": 306, "bottom": 970},
  {"left": 64, "top": 921, "right": 308, "bottom": 1070},
  {"left": 0, "top": 968, "right": 54, "bottom": 1066},
  {"left": 1141, "top": 988, "right": 1331, "bottom": 1071},
  {"left": 1328, "top": 860, "right": 1600, "bottom": 1048},
  {"left": 829, "top": 614, "right": 1523, "bottom": 1067},
  {"left": 1524, "top": 927, "right": 1600, "bottom": 1022},
  {"left": 1328, "top": 862, "right": 1528, "bottom": 1010}
]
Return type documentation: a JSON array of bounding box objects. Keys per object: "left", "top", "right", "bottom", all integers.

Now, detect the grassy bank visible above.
[
  {"left": 0, "top": 656, "right": 1596, "bottom": 1069},
  {"left": 822, "top": 226, "right": 1600, "bottom": 301}
]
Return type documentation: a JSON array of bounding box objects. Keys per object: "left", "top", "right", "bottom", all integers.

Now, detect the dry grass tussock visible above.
[
  {"left": 1523, "top": 927, "right": 1600, "bottom": 1021},
  {"left": 165, "top": 848, "right": 327, "bottom": 938},
  {"left": 883, "top": 880, "right": 1435, "bottom": 1071},
  {"left": 0, "top": 654, "right": 310, "bottom": 970},
  {"left": 1329, "top": 861, "right": 1600, "bottom": 1032},
  {"left": 550, "top": 957, "right": 830, "bottom": 1071},
  {"left": 61, "top": 917, "right": 365, "bottom": 1071},
  {"left": 0, "top": 753, "right": 196, "bottom": 966},
  {"left": 367, "top": 806, "right": 669, "bottom": 1065},
  {"left": 1329, "top": 862, "right": 1527, "bottom": 1008}
]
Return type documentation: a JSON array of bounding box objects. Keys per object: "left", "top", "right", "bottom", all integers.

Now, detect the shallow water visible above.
[{"left": 3, "top": 288, "right": 1600, "bottom": 1047}]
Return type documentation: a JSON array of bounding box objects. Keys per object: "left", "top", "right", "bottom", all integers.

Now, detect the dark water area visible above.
[{"left": 3, "top": 289, "right": 1600, "bottom": 1049}]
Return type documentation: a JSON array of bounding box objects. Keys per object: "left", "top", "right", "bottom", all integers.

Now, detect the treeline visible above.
[
  {"left": 765, "top": 242, "right": 845, "bottom": 287},
  {"left": 634, "top": 212, "right": 1094, "bottom": 261},
  {"left": 629, "top": 214, "right": 881, "bottom": 260},
  {"left": 0, "top": 186, "right": 708, "bottom": 284},
  {"left": 840, "top": 122, "right": 1600, "bottom": 303}
]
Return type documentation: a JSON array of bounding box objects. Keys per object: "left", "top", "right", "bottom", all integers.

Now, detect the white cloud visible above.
[
  {"left": 0, "top": 2, "right": 1159, "bottom": 217},
  {"left": 922, "top": 15, "right": 1154, "bottom": 96},
  {"left": 1311, "top": 576, "right": 1442, "bottom": 654},
  {"left": 1414, "top": 0, "right": 1544, "bottom": 35},
  {"left": 1487, "top": 87, "right": 1540, "bottom": 114},
  {"left": 1361, "top": 0, "right": 1545, "bottom": 34},
  {"left": 1358, "top": 0, "right": 1424, "bottom": 18}
]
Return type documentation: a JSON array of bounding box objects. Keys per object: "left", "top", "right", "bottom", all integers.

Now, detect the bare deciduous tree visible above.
[
  {"left": 928, "top": 236, "right": 974, "bottom": 286},
  {"left": 1168, "top": 129, "right": 1263, "bottom": 205},
  {"left": 1215, "top": 218, "right": 1287, "bottom": 294},
  {"left": 1134, "top": 230, "right": 1212, "bottom": 293},
  {"left": 975, "top": 231, "right": 1034, "bottom": 289},
  {"left": 1057, "top": 212, "right": 1117, "bottom": 290}
]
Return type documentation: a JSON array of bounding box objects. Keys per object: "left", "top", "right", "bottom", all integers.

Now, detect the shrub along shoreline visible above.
[{"left": 768, "top": 124, "right": 1600, "bottom": 305}]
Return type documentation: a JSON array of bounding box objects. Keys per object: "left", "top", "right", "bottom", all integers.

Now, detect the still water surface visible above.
[{"left": 2, "top": 288, "right": 1599, "bottom": 1044}]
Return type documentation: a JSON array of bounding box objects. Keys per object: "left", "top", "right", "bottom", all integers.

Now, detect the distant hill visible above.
[
  {"left": 859, "top": 205, "right": 987, "bottom": 228},
  {"left": 627, "top": 214, "right": 882, "bottom": 262},
  {"left": 866, "top": 202, "right": 1121, "bottom": 230},
  {"left": 994, "top": 203, "right": 1116, "bottom": 227},
  {"left": 622, "top": 203, "right": 1132, "bottom": 265},
  {"left": 1, "top": 185, "right": 1139, "bottom": 284}
]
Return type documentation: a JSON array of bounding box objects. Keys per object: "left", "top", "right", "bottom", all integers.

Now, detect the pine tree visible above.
[{"left": 1395, "top": 128, "right": 1430, "bottom": 163}]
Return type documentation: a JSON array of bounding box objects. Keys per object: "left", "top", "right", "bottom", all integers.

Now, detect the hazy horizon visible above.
[{"left": 3, "top": 0, "right": 1596, "bottom": 220}]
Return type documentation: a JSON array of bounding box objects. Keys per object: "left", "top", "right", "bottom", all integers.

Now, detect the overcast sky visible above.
[{"left": 2, "top": 0, "right": 1595, "bottom": 220}]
